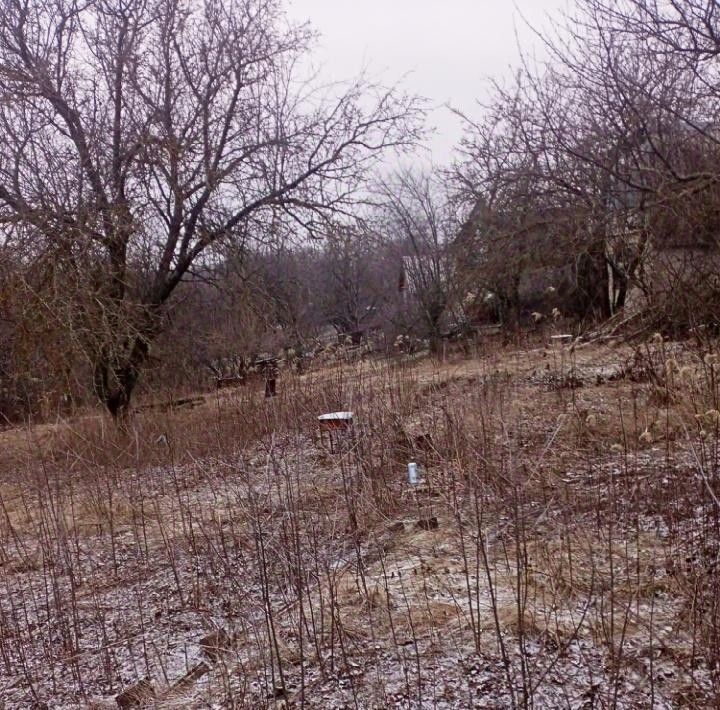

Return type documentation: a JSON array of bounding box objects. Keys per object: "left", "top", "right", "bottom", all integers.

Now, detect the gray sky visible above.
[{"left": 286, "top": 0, "right": 566, "bottom": 164}]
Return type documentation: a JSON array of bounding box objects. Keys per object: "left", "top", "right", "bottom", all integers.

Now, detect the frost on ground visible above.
[{"left": 0, "top": 340, "right": 719, "bottom": 707}]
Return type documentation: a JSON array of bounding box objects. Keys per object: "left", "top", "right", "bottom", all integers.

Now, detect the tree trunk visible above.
[
  {"left": 93, "top": 334, "right": 151, "bottom": 420},
  {"left": 612, "top": 268, "right": 629, "bottom": 312},
  {"left": 575, "top": 244, "right": 612, "bottom": 320}
]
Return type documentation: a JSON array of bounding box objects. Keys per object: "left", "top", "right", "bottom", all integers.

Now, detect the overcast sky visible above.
[{"left": 286, "top": 0, "right": 567, "bottom": 165}]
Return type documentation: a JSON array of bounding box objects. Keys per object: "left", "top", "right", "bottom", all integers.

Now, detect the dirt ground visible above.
[{"left": 1, "top": 336, "right": 719, "bottom": 708}]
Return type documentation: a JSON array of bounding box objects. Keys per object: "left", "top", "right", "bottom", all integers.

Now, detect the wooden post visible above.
[
  {"left": 265, "top": 377, "right": 276, "bottom": 398},
  {"left": 257, "top": 357, "right": 279, "bottom": 398}
]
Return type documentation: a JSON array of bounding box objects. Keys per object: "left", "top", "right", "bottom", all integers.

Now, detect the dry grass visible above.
[{"left": 1, "top": 336, "right": 719, "bottom": 708}]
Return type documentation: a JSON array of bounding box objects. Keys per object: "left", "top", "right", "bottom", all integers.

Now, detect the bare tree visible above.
[
  {"left": 246, "top": 245, "right": 324, "bottom": 350},
  {"left": 0, "top": 0, "right": 423, "bottom": 417},
  {"left": 452, "top": 0, "right": 720, "bottom": 329},
  {"left": 374, "top": 170, "right": 455, "bottom": 349},
  {"left": 537, "top": 0, "right": 720, "bottom": 327},
  {"left": 451, "top": 78, "right": 608, "bottom": 324},
  {"left": 315, "top": 226, "right": 392, "bottom": 335}
]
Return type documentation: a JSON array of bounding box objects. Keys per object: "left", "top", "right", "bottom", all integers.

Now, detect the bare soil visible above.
[{"left": 1, "top": 337, "right": 719, "bottom": 708}]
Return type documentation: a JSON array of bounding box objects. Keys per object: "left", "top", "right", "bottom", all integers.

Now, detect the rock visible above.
[{"left": 116, "top": 679, "right": 155, "bottom": 708}]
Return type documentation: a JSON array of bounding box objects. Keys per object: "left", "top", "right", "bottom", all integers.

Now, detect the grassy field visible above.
[{"left": 1, "top": 335, "right": 719, "bottom": 708}]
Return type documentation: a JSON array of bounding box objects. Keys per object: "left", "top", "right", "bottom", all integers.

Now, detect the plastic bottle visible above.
[{"left": 408, "top": 461, "right": 419, "bottom": 485}]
